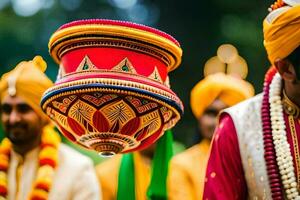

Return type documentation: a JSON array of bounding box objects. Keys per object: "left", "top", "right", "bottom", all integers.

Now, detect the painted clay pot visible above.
[{"left": 41, "top": 19, "right": 183, "bottom": 156}]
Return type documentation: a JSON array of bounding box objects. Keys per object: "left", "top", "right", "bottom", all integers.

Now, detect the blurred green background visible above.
[{"left": 0, "top": 0, "right": 273, "bottom": 163}]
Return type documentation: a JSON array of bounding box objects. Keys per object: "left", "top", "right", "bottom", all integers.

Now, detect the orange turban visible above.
[
  {"left": 263, "top": 4, "right": 300, "bottom": 64},
  {"left": 0, "top": 56, "right": 53, "bottom": 123},
  {"left": 190, "top": 73, "right": 254, "bottom": 119}
]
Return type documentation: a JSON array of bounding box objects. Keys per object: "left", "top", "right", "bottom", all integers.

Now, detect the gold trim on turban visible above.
[
  {"left": 0, "top": 56, "right": 53, "bottom": 123},
  {"left": 264, "top": 5, "right": 300, "bottom": 64},
  {"left": 190, "top": 73, "right": 254, "bottom": 119}
]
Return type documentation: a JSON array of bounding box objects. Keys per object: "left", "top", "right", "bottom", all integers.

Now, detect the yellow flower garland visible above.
[{"left": 0, "top": 124, "right": 61, "bottom": 200}]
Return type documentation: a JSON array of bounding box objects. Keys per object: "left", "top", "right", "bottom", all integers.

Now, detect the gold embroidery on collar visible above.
[{"left": 282, "top": 90, "right": 300, "bottom": 118}]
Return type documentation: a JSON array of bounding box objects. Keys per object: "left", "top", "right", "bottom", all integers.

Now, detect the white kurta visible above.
[{"left": 7, "top": 143, "right": 101, "bottom": 200}]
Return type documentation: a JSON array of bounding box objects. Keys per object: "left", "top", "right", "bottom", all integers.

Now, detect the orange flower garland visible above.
[
  {"left": 0, "top": 124, "right": 60, "bottom": 200},
  {"left": 269, "top": 0, "right": 287, "bottom": 11},
  {"left": 0, "top": 138, "right": 10, "bottom": 199}
]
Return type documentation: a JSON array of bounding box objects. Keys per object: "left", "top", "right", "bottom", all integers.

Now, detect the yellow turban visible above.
[
  {"left": 190, "top": 73, "right": 254, "bottom": 119},
  {"left": 263, "top": 4, "right": 300, "bottom": 64},
  {"left": 0, "top": 56, "right": 53, "bottom": 123}
]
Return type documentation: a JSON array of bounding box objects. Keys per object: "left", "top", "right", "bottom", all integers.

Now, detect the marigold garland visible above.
[
  {"left": 269, "top": 0, "right": 287, "bottom": 11},
  {"left": 0, "top": 124, "right": 60, "bottom": 200}
]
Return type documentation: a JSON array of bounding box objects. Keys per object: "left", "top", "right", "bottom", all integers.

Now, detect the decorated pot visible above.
[{"left": 41, "top": 19, "right": 183, "bottom": 156}]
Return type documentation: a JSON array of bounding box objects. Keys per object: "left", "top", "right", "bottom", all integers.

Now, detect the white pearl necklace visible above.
[{"left": 269, "top": 73, "right": 300, "bottom": 199}]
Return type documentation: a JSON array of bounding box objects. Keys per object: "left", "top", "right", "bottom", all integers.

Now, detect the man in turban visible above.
[
  {"left": 203, "top": 0, "right": 300, "bottom": 199},
  {"left": 0, "top": 56, "right": 101, "bottom": 200},
  {"left": 168, "top": 72, "right": 254, "bottom": 200}
]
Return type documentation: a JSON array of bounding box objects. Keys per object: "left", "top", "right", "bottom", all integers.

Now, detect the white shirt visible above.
[{"left": 7, "top": 143, "right": 101, "bottom": 200}]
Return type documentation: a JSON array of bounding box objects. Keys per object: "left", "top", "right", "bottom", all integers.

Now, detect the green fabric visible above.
[
  {"left": 172, "top": 141, "right": 186, "bottom": 155},
  {"left": 0, "top": 124, "right": 4, "bottom": 141},
  {"left": 147, "top": 129, "right": 174, "bottom": 200},
  {"left": 117, "top": 153, "right": 136, "bottom": 200},
  {"left": 116, "top": 130, "right": 174, "bottom": 200}
]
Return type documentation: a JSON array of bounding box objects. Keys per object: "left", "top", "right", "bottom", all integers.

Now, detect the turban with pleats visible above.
[
  {"left": 0, "top": 56, "right": 53, "bottom": 123},
  {"left": 190, "top": 73, "right": 254, "bottom": 119},
  {"left": 264, "top": 4, "right": 300, "bottom": 64}
]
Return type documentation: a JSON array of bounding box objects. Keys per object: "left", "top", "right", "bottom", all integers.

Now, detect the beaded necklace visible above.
[{"left": 262, "top": 67, "right": 300, "bottom": 199}]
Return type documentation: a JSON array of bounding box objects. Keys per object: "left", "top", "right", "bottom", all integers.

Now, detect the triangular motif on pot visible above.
[
  {"left": 76, "top": 55, "right": 97, "bottom": 72},
  {"left": 56, "top": 64, "right": 66, "bottom": 80},
  {"left": 112, "top": 58, "right": 137, "bottom": 74},
  {"left": 164, "top": 76, "right": 170, "bottom": 88},
  {"left": 148, "top": 66, "right": 163, "bottom": 83}
]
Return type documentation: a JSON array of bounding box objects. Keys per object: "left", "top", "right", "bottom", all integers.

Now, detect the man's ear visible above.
[{"left": 274, "top": 58, "right": 297, "bottom": 82}]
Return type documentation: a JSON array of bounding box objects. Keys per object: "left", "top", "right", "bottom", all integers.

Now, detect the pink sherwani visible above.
[{"left": 203, "top": 94, "right": 300, "bottom": 199}]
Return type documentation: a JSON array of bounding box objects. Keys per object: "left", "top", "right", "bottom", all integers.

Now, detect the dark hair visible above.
[{"left": 287, "top": 46, "right": 300, "bottom": 79}]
